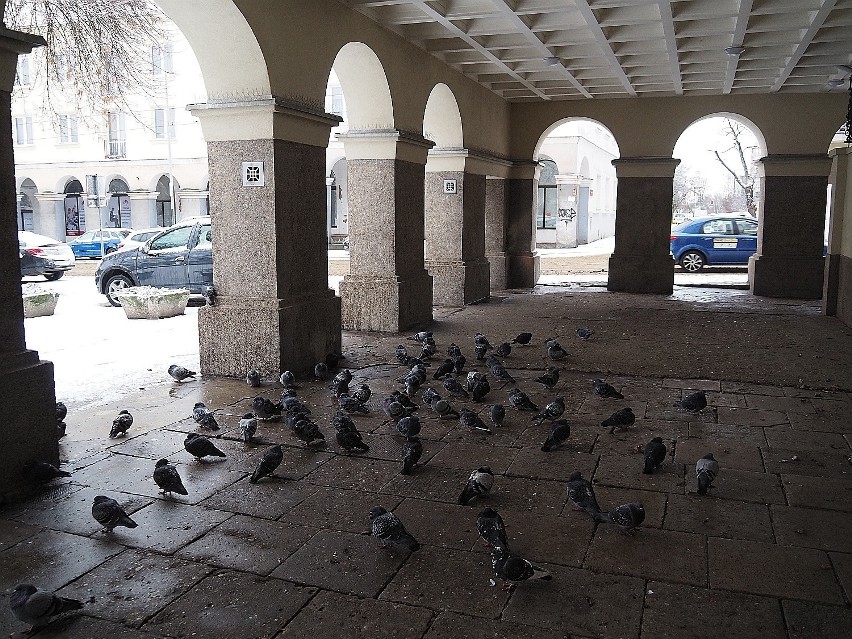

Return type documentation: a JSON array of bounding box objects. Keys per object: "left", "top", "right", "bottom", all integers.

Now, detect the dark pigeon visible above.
[
  {"left": 507, "top": 388, "right": 539, "bottom": 412},
  {"left": 239, "top": 413, "right": 258, "bottom": 443},
  {"left": 491, "top": 550, "right": 552, "bottom": 590},
  {"left": 576, "top": 327, "right": 594, "bottom": 340},
  {"left": 10, "top": 584, "right": 83, "bottom": 634},
  {"left": 293, "top": 419, "right": 325, "bottom": 447},
  {"left": 432, "top": 359, "right": 455, "bottom": 380},
  {"left": 407, "top": 331, "right": 432, "bottom": 343},
  {"left": 184, "top": 433, "right": 226, "bottom": 460},
  {"left": 533, "top": 397, "right": 565, "bottom": 424},
  {"left": 443, "top": 375, "right": 470, "bottom": 399},
  {"left": 252, "top": 396, "right": 283, "bottom": 421},
  {"left": 249, "top": 445, "right": 284, "bottom": 483},
  {"left": 91, "top": 495, "right": 137, "bottom": 533},
  {"left": 447, "top": 343, "right": 462, "bottom": 359},
  {"left": 696, "top": 453, "right": 719, "bottom": 495},
  {"left": 592, "top": 378, "right": 623, "bottom": 399},
  {"left": 458, "top": 466, "right": 494, "bottom": 505},
  {"left": 547, "top": 342, "right": 568, "bottom": 360},
  {"left": 55, "top": 401, "right": 67, "bottom": 423},
  {"left": 473, "top": 332, "right": 492, "bottom": 351},
  {"left": 421, "top": 387, "right": 441, "bottom": 407},
  {"left": 474, "top": 344, "right": 488, "bottom": 360},
  {"left": 279, "top": 370, "right": 298, "bottom": 389},
  {"left": 596, "top": 502, "right": 645, "bottom": 535},
  {"left": 314, "top": 362, "right": 329, "bottom": 381},
  {"left": 168, "top": 364, "right": 196, "bottom": 382},
  {"left": 369, "top": 506, "right": 420, "bottom": 552},
  {"left": 534, "top": 367, "right": 560, "bottom": 389},
  {"left": 109, "top": 410, "right": 133, "bottom": 438},
  {"left": 459, "top": 408, "right": 491, "bottom": 433},
  {"left": 511, "top": 332, "right": 532, "bottom": 345},
  {"left": 246, "top": 370, "right": 261, "bottom": 387},
  {"left": 452, "top": 353, "right": 466, "bottom": 375},
  {"left": 153, "top": 459, "right": 188, "bottom": 495},
  {"left": 541, "top": 419, "right": 571, "bottom": 452},
  {"left": 431, "top": 398, "right": 460, "bottom": 419},
  {"left": 351, "top": 384, "right": 372, "bottom": 404},
  {"left": 643, "top": 437, "right": 667, "bottom": 474},
  {"left": 325, "top": 352, "right": 341, "bottom": 369},
  {"left": 395, "top": 344, "right": 410, "bottom": 365},
  {"left": 395, "top": 415, "right": 421, "bottom": 438},
  {"left": 675, "top": 390, "right": 708, "bottom": 412},
  {"left": 566, "top": 471, "right": 601, "bottom": 517},
  {"left": 601, "top": 407, "right": 635, "bottom": 432},
  {"left": 471, "top": 374, "right": 491, "bottom": 403},
  {"left": 338, "top": 394, "right": 369, "bottom": 414},
  {"left": 489, "top": 404, "right": 505, "bottom": 428},
  {"left": 495, "top": 342, "right": 512, "bottom": 357},
  {"left": 401, "top": 436, "right": 423, "bottom": 475},
  {"left": 476, "top": 507, "right": 511, "bottom": 553},
  {"left": 22, "top": 461, "right": 70, "bottom": 484}
]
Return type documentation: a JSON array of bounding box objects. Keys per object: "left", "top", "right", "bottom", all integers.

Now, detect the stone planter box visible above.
[
  {"left": 115, "top": 286, "right": 190, "bottom": 320},
  {"left": 22, "top": 284, "right": 59, "bottom": 318}
]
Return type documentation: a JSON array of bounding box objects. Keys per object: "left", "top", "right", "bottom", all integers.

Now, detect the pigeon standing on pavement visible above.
[
  {"left": 22, "top": 461, "right": 71, "bottom": 484},
  {"left": 431, "top": 398, "right": 460, "bottom": 419},
  {"left": 252, "top": 396, "right": 283, "bottom": 421},
  {"left": 55, "top": 402, "right": 67, "bottom": 439},
  {"left": 489, "top": 404, "right": 505, "bottom": 428},
  {"left": 596, "top": 502, "right": 646, "bottom": 535},
  {"left": 592, "top": 378, "right": 624, "bottom": 399},
  {"left": 534, "top": 367, "right": 560, "bottom": 389},
  {"left": 351, "top": 384, "right": 372, "bottom": 404},
  {"left": 643, "top": 437, "right": 667, "bottom": 474},
  {"left": 91, "top": 495, "right": 138, "bottom": 533},
  {"left": 313, "top": 362, "right": 329, "bottom": 381},
  {"left": 470, "top": 374, "right": 492, "bottom": 403},
  {"left": 433, "top": 359, "right": 455, "bottom": 380},
  {"left": 508, "top": 388, "right": 539, "bottom": 412},
  {"left": 10, "top": 584, "right": 83, "bottom": 634},
  {"left": 601, "top": 407, "right": 635, "bottom": 432},
  {"left": 675, "top": 390, "right": 708, "bottom": 412},
  {"left": 576, "top": 327, "right": 594, "bottom": 340},
  {"left": 168, "top": 364, "right": 196, "bottom": 382},
  {"left": 109, "top": 410, "right": 133, "bottom": 438},
  {"left": 495, "top": 342, "right": 512, "bottom": 357},
  {"left": 566, "top": 471, "right": 602, "bottom": 517},
  {"left": 458, "top": 409, "right": 491, "bottom": 433},
  {"left": 192, "top": 402, "right": 220, "bottom": 430},
  {"left": 333, "top": 411, "right": 369, "bottom": 453},
  {"left": 153, "top": 459, "right": 188, "bottom": 496},
  {"left": 476, "top": 507, "right": 510, "bottom": 553},
  {"left": 246, "top": 370, "right": 261, "bottom": 387},
  {"left": 395, "top": 415, "right": 421, "bottom": 438},
  {"left": 511, "top": 332, "right": 532, "bottom": 345},
  {"left": 408, "top": 331, "right": 432, "bottom": 343},
  {"left": 184, "top": 433, "right": 226, "bottom": 460},
  {"left": 443, "top": 375, "right": 470, "bottom": 399},
  {"left": 541, "top": 419, "right": 571, "bottom": 452},
  {"left": 458, "top": 466, "right": 494, "bottom": 505},
  {"left": 249, "top": 445, "right": 284, "bottom": 483},
  {"left": 369, "top": 507, "right": 420, "bottom": 552},
  {"left": 338, "top": 394, "right": 370, "bottom": 414},
  {"left": 293, "top": 419, "right": 325, "bottom": 447},
  {"left": 401, "top": 436, "right": 423, "bottom": 475},
  {"left": 533, "top": 397, "right": 565, "bottom": 424},
  {"left": 696, "top": 453, "right": 719, "bottom": 495},
  {"left": 546, "top": 341, "right": 568, "bottom": 360},
  {"left": 279, "top": 370, "right": 298, "bottom": 389},
  {"left": 239, "top": 413, "right": 258, "bottom": 443},
  {"left": 491, "top": 550, "right": 552, "bottom": 590}
]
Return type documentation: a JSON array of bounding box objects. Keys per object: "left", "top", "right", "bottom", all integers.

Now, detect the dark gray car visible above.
[{"left": 95, "top": 218, "right": 213, "bottom": 306}]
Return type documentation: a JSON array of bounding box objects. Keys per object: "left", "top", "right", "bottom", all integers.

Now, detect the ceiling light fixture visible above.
[
  {"left": 543, "top": 56, "right": 560, "bottom": 66},
  {"left": 828, "top": 78, "right": 846, "bottom": 87},
  {"left": 836, "top": 64, "right": 852, "bottom": 76},
  {"left": 724, "top": 46, "right": 745, "bottom": 56}
]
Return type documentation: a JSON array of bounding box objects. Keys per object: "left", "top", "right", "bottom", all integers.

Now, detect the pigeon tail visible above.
[
  {"left": 531, "top": 567, "right": 553, "bottom": 581},
  {"left": 642, "top": 458, "right": 656, "bottom": 474},
  {"left": 697, "top": 473, "right": 712, "bottom": 495},
  {"left": 401, "top": 457, "right": 415, "bottom": 475},
  {"left": 458, "top": 485, "right": 477, "bottom": 505}
]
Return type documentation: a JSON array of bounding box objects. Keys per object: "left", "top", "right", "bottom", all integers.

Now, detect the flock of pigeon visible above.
[{"left": 11, "top": 329, "right": 719, "bottom": 634}]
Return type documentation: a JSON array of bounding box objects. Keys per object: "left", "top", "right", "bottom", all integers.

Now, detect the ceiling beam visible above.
[
  {"left": 723, "top": 0, "right": 753, "bottom": 94},
  {"left": 770, "top": 0, "right": 837, "bottom": 92},
  {"left": 574, "top": 0, "right": 636, "bottom": 96},
  {"left": 656, "top": 0, "right": 683, "bottom": 95}
]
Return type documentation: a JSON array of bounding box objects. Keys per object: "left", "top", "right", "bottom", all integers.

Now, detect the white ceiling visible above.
[{"left": 338, "top": 0, "right": 852, "bottom": 101}]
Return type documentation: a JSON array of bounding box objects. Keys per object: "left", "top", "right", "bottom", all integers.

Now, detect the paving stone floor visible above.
[{"left": 2, "top": 289, "right": 851, "bottom": 638}]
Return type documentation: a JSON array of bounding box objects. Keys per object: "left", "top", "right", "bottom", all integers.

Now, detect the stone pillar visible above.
[
  {"left": 555, "top": 175, "right": 579, "bottom": 248},
  {"left": 824, "top": 147, "right": 851, "bottom": 324},
  {"left": 177, "top": 189, "right": 209, "bottom": 218},
  {"left": 190, "top": 97, "right": 342, "bottom": 376},
  {"left": 485, "top": 177, "right": 507, "bottom": 290},
  {"left": 505, "top": 163, "right": 540, "bottom": 288},
  {"left": 0, "top": 29, "right": 59, "bottom": 499},
  {"left": 750, "top": 154, "right": 832, "bottom": 299},
  {"left": 608, "top": 157, "right": 679, "bottom": 294},
  {"left": 33, "top": 192, "right": 64, "bottom": 239},
  {"left": 338, "top": 130, "right": 434, "bottom": 331},
  {"left": 423, "top": 149, "right": 490, "bottom": 306},
  {"left": 128, "top": 191, "right": 157, "bottom": 229}
]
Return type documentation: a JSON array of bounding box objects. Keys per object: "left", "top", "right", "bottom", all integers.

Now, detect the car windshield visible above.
[{"left": 149, "top": 226, "right": 194, "bottom": 251}]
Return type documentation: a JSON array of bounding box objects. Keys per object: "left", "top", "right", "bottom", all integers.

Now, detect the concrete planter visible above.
[
  {"left": 116, "top": 286, "right": 190, "bottom": 320},
  {"left": 22, "top": 284, "right": 59, "bottom": 318}
]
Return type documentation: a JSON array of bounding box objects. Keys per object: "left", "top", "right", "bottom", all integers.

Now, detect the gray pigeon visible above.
[
  {"left": 22, "top": 461, "right": 70, "bottom": 484},
  {"left": 279, "top": 370, "right": 298, "bottom": 388},
  {"left": 314, "top": 362, "right": 329, "bottom": 381},
  {"left": 458, "top": 466, "right": 494, "bottom": 505},
  {"left": 421, "top": 387, "right": 441, "bottom": 407},
  {"left": 470, "top": 374, "right": 492, "bottom": 402},
  {"left": 293, "top": 419, "right": 325, "bottom": 447},
  {"left": 333, "top": 411, "right": 369, "bottom": 453},
  {"left": 352, "top": 384, "right": 372, "bottom": 404},
  {"left": 476, "top": 507, "right": 510, "bottom": 553},
  {"left": 474, "top": 344, "right": 488, "bottom": 360},
  {"left": 55, "top": 401, "right": 67, "bottom": 423},
  {"left": 408, "top": 331, "right": 432, "bottom": 343},
  {"left": 473, "top": 332, "right": 492, "bottom": 351},
  {"left": 109, "top": 410, "right": 133, "bottom": 438},
  {"left": 252, "top": 396, "right": 283, "bottom": 421},
  {"left": 452, "top": 353, "right": 466, "bottom": 375},
  {"left": 433, "top": 359, "right": 455, "bottom": 380},
  {"left": 491, "top": 550, "right": 552, "bottom": 590},
  {"left": 431, "top": 398, "right": 460, "bottom": 419},
  {"left": 643, "top": 437, "right": 667, "bottom": 474},
  {"left": 534, "top": 367, "right": 560, "bottom": 389},
  {"left": 246, "top": 370, "right": 262, "bottom": 387},
  {"left": 495, "top": 342, "right": 512, "bottom": 357},
  {"left": 338, "top": 394, "right": 369, "bottom": 414},
  {"left": 395, "top": 415, "right": 422, "bottom": 438},
  {"left": 696, "top": 452, "right": 719, "bottom": 495},
  {"left": 459, "top": 408, "right": 492, "bottom": 433},
  {"left": 401, "top": 436, "right": 423, "bottom": 475},
  {"left": 369, "top": 506, "right": 420, "bottom": 551},
  {"left": 576, "top": 327, "right": 594, "bottom": 340},
  {"left": 602, "top": 407, "right": 635, "bottom": 432},
  {"left": 541, "top": 419, "right": 571, "bottom": 452},
  {"left": 443, "top": 375, "right": 470, "bottom": 399},
  {"left": 508, "top": 387, "right": 539, "bottom": 412},
  {"left": 533, "top": 397, "right": 565, "bottom": 424},
  {"left": 489, "top": 404, "right": 505, "bottom": 428},
  {"left": 250, "top": 445, "right": 284, "bottom": 483},
  {"left": 153, "top": 458, "right": 188, "bottom": 495},
  {"left": 566, "top": 471, "right": 601, "bottom": 517},
  {"left": 596, "top": 502, "right": 645, "bottom": 535},
  {"left": 192, "top": 402, "right": 220, "bottom": 430},
  {"left": 486, "top": 357, "right": 515, "bottom": 388},
  {"left": 168, "top": 364, "right": 196, "bottom": 382},
  {"left": 91, "top": 495, "right": 138, "bottom": 533},
  {"left": 547, "top": 342, "right": 568, "bottom": 360},
  {"left": 10, "top": 584, "right": 83, "bottom": 634},
  {"left": 676, "top": 390, "right": 708, "bottom": 412},
  {"left": 239, "top": 413, "right": 258, "bottom": 443},
  {"left": 592, "top": 378, "right": 623, "bottom": 399},
  {"left": 184, "top": 433, "right": 226, "bottom": 460}
]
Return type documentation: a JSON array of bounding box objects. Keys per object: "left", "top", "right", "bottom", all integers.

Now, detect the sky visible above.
[{"left": 672, "top": 117, "right": 761, "bottom": 192}]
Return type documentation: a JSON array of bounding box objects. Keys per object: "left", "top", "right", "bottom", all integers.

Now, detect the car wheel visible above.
[
  {"left": 43, "top": 271, "right": 65, "bottom": 281},
  {"left": 679, "top": 250, "right": 706, "bottom": 272},
  {"left": 105, "top": 246, "right": 116, "bottom": 254},
  {"left": 105, "top": 273, "right": 133, "bottom": 306}
]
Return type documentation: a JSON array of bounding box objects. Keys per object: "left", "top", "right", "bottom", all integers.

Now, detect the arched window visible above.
[
  {"left": 156, "top": 176, "right": 175, "bottom": 227},
  {"left": 108, "top": 179, "right": 131, "bottom": 228},
  {"left": 64, "top": 179, "right": 85, "bottom": 236},
  {"left": 537, "top": 159, "right": 558, "bottom": 230}
]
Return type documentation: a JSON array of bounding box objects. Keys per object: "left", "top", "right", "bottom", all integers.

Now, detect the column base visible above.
[
  {"left": 199, "top": 291, "right": 341, "bottom": 377},
  {"left": 831, "top": 254, "right": 852, "bottom": 327},
  {"left": 340, "top": 272, "right": 433, "bottom": 332},
  {"left": 426, "top": 259, "right": 490, "bottom": 306},
  {"left": 506, "top": 252, "right": 540, "bottom": 288},
  {"left": 608, "top": 254, "right": 674, "bottom": 294},
  {"left": 823, "top": 253, "right": 841, "bottom": 316},
  {"left": 486, "top": 252, "right": 507, "bottom": 290},
  {"left": 749, "top": 255, "right": 825, "bottom": 299},
  {"left": 0, "top": 351, "right": 58, "bottom": 502}
]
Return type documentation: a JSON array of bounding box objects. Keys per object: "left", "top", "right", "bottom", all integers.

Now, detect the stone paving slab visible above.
[
  {"left": 782, "top": 600, "right": 852, "bottom": 639},
  {"left": 716, "top": 406, "right": 789, "bottom": 427},
  {"left": 762, "top": 426, "right": 850, "bottom": 452},
  {"left": 745, "top": 394, "right": 816, "bottom": 413},
  {"left": 721, "top": 381, "right": 786, "bottom": 396},
  {"left": 281, "top": 486, "right": 402, "bottom": 535},
  {"left": 305, "top": 455, "right": 402, "bottom": 491},
  {"left": 674, "top": 437, "right": 764, "bottom": 472},
  {"left": 664, "top": 493, "right": 775, "bottom": 543},
  {"left": 786, "top": 411, "right": 852, "bottom": 433},
  {"left": 704, "top": 468, "right": 785, "bottom": 504},
  {"left": 513, "top": 421, "right": 598, "bottom": 452},
  {"left": 0, "top": 518, "right": 41, "bottom": 551},
  {"left": 107, "top": 428, "right": 187, "bottom": 460},
  {"left": 423, "top": 611, "right": 568, "bottom": 639},
  {"left": 118, "top": 501, "right": 232, "bottom": 554},
  {"left": 381, "top": 465, "right": 475, "bottom": 504},
  {"left": 483, "top": 475, "right": 567, "bottom": 515},
  {"left": 198, "top": 475, "right": 319, "bottom": 519},
  {"left": 828, "top": 551, "right": 852, "bottom": 602},
  {"left": 761, "top": 447, "right": 852, "bottom": 478},
  {"left": 429, "top": 441, "right": 519, "bottom": 474},
  {"left": 390, "top": 498, "right": 478, "bottom": 551},
  {"left": 661, "top": 378, "right": 722, "bottom": 391},
  {"left": 594, "top": 453, "right": 686, "bottom": 494},
  {"left": 770, "top": 505, "right": 852, "bottom": 553},
  {"left": 781, "top": 474, "right": 852, "bottom": 512},
  {"left": 686, "top": 422, "right": 768, "bottom": 446},
  {"left": 16, "top": 614, "right": 168, "bottom": 638},
  {"left": 505, "top": 447, "right": 597, "bottom": 482}
]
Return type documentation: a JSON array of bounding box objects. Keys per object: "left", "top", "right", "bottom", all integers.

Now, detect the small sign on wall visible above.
[
  {"left": 242, "top": 162, "right": 265, "bottom": 187},
  {"left": 443, "top": 179, "right": 458, "bottom": 194}
]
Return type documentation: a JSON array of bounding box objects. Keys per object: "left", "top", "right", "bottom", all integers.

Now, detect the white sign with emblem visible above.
[
  {"left": 242, "top": 162, "right": 265, "bottom": 187},
  {"left": 443, "top": 179, "right": 457, "bottom": 194},
  {"left": 712, "top": 238, "right": 738, "bottom": 249}
]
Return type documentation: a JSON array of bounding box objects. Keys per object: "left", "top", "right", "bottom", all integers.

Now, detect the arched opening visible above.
[
  {"left": 423, "top": 83, "right": 463, "bottom": 149},
  {"left": 63, "top": 178, "right": 85, "bottom": 237},
  {"left": 330, "top": 42, "right": 393, "bottom": 130},
  {"left": 107, "top": 177, "right": 130, "bottom": 228},
  {"left": 17, "top": 177, "right": 37, "bottom": 231},
  {"left": 155, "top": 174, "right": 178, "bottom": 227}
]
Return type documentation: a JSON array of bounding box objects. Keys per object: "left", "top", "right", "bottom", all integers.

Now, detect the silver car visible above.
[{"left": 17, "top": 231, "right": 76, "bottom": 280}]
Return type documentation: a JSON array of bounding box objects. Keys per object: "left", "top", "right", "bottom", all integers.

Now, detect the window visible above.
[
  {"left": 737, "top": 219, "right": 758, "bottom": 236},
  {"left": 14, "top": 117, "right": 33, "bottom": 145},
  {"left": 536, "top": 159, "right": 559, "bottom": 229},
  {"left": 151, "top": 43, "right": 173, "bottom": 75},
  {"left": 331, "top": 86, "right": 345, "bottom": 117},
  {"left": 150, "top": 226, "right": 193, "bottom": 251},
  {"left": 703, "top": 220, "right": 735, "bottom": 235},
  {"left": 15, "top": 55, "right": 30, "bottom": 86},
  {"left": 196, "top": 224, "right": 212, "bottom": 248},
  {"left": 106, "top": 112, "right": 126, "bottom": 158},
  {"left": 154, "top": 108, "right": 176, "bottom": 139},
  {"left": 58, "top": 114, "right": 79, "bottom": 143}
]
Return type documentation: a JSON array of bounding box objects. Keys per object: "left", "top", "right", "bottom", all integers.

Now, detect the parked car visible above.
[
  {"left": 69, "top": 229, "right": 132, "bottom": 258},
  {"left": 17, "top": 231, "right": 76, "bottom": 280},
  {"left": 19, "top": 246, "right": 57, "bottom": 278},
  {"left": 95, "top": 217, "right": 213, "bottom": 306},
  {"left": 670, "top": 215, "right": 758, "bottom": 272},
  {"left": 115, "top": 227, "right": 163, "bottom": 252}
]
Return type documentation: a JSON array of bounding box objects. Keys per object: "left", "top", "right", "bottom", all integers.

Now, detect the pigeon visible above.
[
  {"left": 391, "top": 390, "right": 418, "bottom": 413},
  {"left": 239, "top": 413, "right": 258, "bottom": 443},
  {"left": 109, "top": 410, "right": 133, "bottom": 438},
  {"left": 369, "top": 506, "right": 420, "bottom": 552},
  {"left": 452, "top": 354, "right": 466, "bottom": 375},
  {"left": 547, "top": 341, "right": 568, "bottom": 360},
  {"left": 643, "top": 437, "right": 667, "bottom": 474},
  {"left": 511, "top": 332, "right": 532, "bottom": 345},
  {"left": 56, "top": 421, "right": 66, "bottom": 439},
  {"left": 401, "top": 436, "right": 423, "bottom": 475},
  {"left": 566, "top": 471, "right": 601, "bottom": 517},
  {"left": 421, "top": 387, "right": 441, "bottom": 407},
  {"left": 474, "top": 344, "right": 488, "bottom": 360},
  {"left": 489, "top": 404, "right": 505, "bottom": 428},
  {"left": 447, "top": 343, "right": 462, "bottom": 359},
  {"left": 249, "top": 445, "right": 284, "bottom": 483},
  {"left": 541, "top": 419, "right": 571, "bottom": 452},
  {"left": 592, "top": 378, "right": 623, "bottom": 399},
  {"left": 476, "top": 507, "right": 510, "bottom": 553},
  {"left": 576, "top": 327, "right": 594, "bottom": 340},
  {"left": 491, "top": 550, "right": 552, "bottom": 590},
  {"left": 168, "top": 364, "right": 196, "bottom": 382},
  {"left": 22, "top": 461, "right": 71, "bottom": 483},
  {"left": 459, "top": 409, "right": 492, "bottom": 433},
  {"left": 325, "top": 352, "right": 341, "bottom": 369},
  {"left": 432, "top": 359, "right": 455, "bottom": 380},
  {"left": 246, "top": 370, "right": 261, "bottom": 387},
  {"left": 330, "top": 377, "right": 350, "bottom": 397},
  {"left": 184, "top": 433, "right": 226, "bottom": 460},
  {"left": 442, "top": 375, "right": 470, "bottom": 398},
  {"left": 279, "top": 370, "right": 298, "bottom": 389},
  {"left": 407, "top": 331, "right": 432, "bottom": 344},
  {"left": 495, "top": 342, "right": 512, "bottom": 357},
  {"left": 279, "top": 391, "right": 310, "bottom": 416},
  {"left": 458, "top": 466, "right": 494, "bottom": 505},
  {"left": 293, "top": 419, "right": 325, "bottom": 447},
  {"left": 153, "top": 458, "right": 188, "bottom": 495},
  {"left": 395, "top": 415, "right": 421, "bottom": 438},
  {"left": 395, "top": 344, "right": 410, "bottom": 365},
  {"left": 338, "top": 394, "right": 369, "bottom": 414},
  {"left": 382, "top": 399, "right": 408, "bottom": 424},
  {"left": 474, "top": 332, "right": 492, "bottom": 351},
  {"left": 202, "top": 285, "right": 217, "bottom": 306},
  {"left": 533, "top": 397, "right": 565, "bottom": 424},
  {"left": 431, "top": 398, "right": 460, "bottom": 419},
  {"left": 675, "top": 390, "right": 708, "bottom": 412},
  {"left": 351, "top": 384, "right": 372, "bottom": 404},
  {"left": 486, "top": 358, "right": 515, "bottom": 388},
  {"left": 253, "top": 396, "right": 283, "bottom": 421},
  {"left": 602, "top": 407, "right": 635, "bottom": 432},
  {"left": 534, "top": 367, "right": 560, "bottom": 389},
  {"left": 470, "top": 374, "right": 491, "bottom": 403},
  {"left": 596, "top": 502, "right": 645, "bottom": 535},
  {"left": 55, "top": 401, "right": 67, "bottom": 423},
  {"left": 334, "top": 413, "right": 370, "bottom": 453},
  {"left": 420, "top": 341, "right": 437, "bottom": 360},
  {"left": 10, "top": 584, "right": 84, "bottom": 634},
  {"left": 508, "top": 387, "right": 539, "bottom": 412},
  {"left": 192, "top": 402, "right": 220, "bottom": 430},
  {"left": 696, "top": 453, "right": 719, "bottom": 495},
  {"left": 91, "top": 495, "right": 138, "bottom": 533},
  {"left": 314, "top": 362, "right": 329, "bottom": 381}
]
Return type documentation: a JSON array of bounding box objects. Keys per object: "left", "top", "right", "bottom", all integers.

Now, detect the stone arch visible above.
[
  {"left": 331, "top": 42, "right": 394, "bottom": 130},
  {"left": 534, "top": 117, "right": 621, "bottom": 160},
  {"left": 673, "top": 112, "right": 767, "bottom": 158},
  {"left": 423, "top": 83, "right": 463, "bottom": 148}
]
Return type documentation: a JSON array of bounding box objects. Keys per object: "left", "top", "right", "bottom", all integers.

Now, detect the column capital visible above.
[
  {"left": 338, "top": 128, "right": 435, "bottom": 164},
  {"left": 127, "top": 190, "right": 158, "bottom": 201},
  {"left": 612, "top": 156, "right": 680, "bottom": 178},
  {"left": 33, "top": 192, "right": 65, "bottom": 203},
  {"left": 0, "top": 28, "right": 44, "bottom": 92},
  {"left": 759, "top": 154, "right": 833, "bottom": 177},
  {"left": 426, "top": 146, "right": 514, "bottom": 174},
  {"left": 505, "top": 161, "right": 541, "bottom": 181}
]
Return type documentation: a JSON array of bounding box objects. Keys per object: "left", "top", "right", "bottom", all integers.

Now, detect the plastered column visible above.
[
  {"left": 128, "top": 191, "right": 157, "bottom": 229},
  {"left": 0, "top": 29, "right": 59, "bottom": 500},
  {"left": 485, "top": 177, "right": 507, "bottom": 289},
  {"left": 505, "top": 163, "right": 540, "bottom": 288},
  {"left": 424, "top": 151, "right": 490, "bottom": 305},
  {"left": 191, "top": 98, "right": 342, "bottom": 376},
  {"left": 824, "top": 147, "right": 851, "bottom": 324},
  {"left": 338, "top": 130, "right": 434, "bottom": 331},
  {"left": 750, "top": 154, "right": 832, "bottom": 299},
  {"left": 608, "top": 157, "right": 679, "bottom": 295}
]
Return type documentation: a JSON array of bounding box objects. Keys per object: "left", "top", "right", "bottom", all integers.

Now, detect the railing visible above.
[{"left": 104, "top": 139, "right": 127, "bottom": 159}]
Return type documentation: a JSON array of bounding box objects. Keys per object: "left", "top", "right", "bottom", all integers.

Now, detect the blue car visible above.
[
  {"left": 670, "top": 215, "right": 758, "bottom": 272},
  {"left": 69, "top": 229, "right": 132, "bottom": 258}
]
